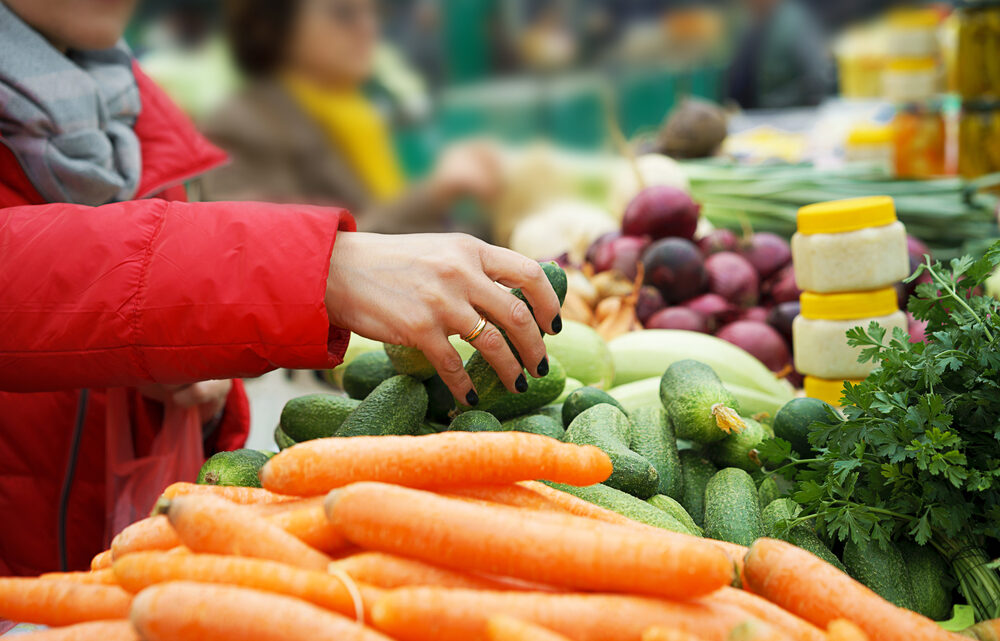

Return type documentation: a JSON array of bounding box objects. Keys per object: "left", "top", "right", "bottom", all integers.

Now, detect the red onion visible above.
[
  {"left": 697, "top": 229, "right": 740, "bottom": 255},
  {"left": 907, "top": 235, "right": 931, "bottom": 261},
  {"left": 715, "top": 321, "right": 791, "bottom": 372},
  {"left": 741, "top": 232, "right": 791, "bottom": 280},
  {"left": 622, "top": 186, "right": 700, "bottom": 241},
  {"left": 589, "top": 235, "right": 650, "bottom": 280},
  {"left": 646, "top": 307, "right": 710, "bottom": 333},
  {"left": 642, "top": 238, "right": 707, "bottom": 303},
  {"left": 739, "top": 307, "right": 769, "bottom": 323},
  {"left": 907, "top": 313, "right": 928, "bottom": 343},
  {"left": 635, "top": 286, "right": 667, "bottom": 324},
  {"left": 586, "top": 231, "right": 621, "bottom": 266},
  {"left": 705, "top": 252, "right": 759, "bottom": 307},
  {"left": 767, "top": 265, "right": 801, "bottom": 305},
  {"left": 767, "top": 301, "right": 800, "bottom": 343},
  {"left": 682, "top": 293, "right": 736, "bottom": 330}
]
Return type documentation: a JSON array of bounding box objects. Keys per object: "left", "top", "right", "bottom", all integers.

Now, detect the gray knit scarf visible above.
[{"left": 0, "top": 2, "right": 141, "bottom": 205}]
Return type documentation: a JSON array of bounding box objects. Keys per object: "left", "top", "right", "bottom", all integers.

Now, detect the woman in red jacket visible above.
[{"left": 0, "top": 0, "right": 559, "bottom": 580}]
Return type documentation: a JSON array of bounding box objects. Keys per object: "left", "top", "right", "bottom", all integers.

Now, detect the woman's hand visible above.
[
  {"left": 427, "top": 141, "right": 503, "bottom": 208},
  {"left": 325, "top": 233, "right": 561, "bottom": 404},
  {"left": 139, "top": 380, "right": 232, "bottom": 423}
]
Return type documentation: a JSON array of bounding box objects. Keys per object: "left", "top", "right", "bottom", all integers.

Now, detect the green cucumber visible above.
[
  {"left": 709, "top": 416, "right": 768, "bottom": 472},
  {"left": 678, "top": 450, "right": 717, "bottom": 528},
  {"left": 534, "top": 404, "right": 563, "bottom": 423},
  {"left": 561, "top": 386, "right": 626, "bottom": 428},
  {"left": 450, "top": 410, "right": 503, "bottom": 432},
  {"left": 384, "top": 344, "right": 437, "bottom": 381},
  {"left": 647, "top": 494, "right": 702, "bottom": 536},
  {"left": 564, "top": 404, "right": 659, "bottom": 499},
  {"left": 660, "top": 360, "right": 744, "bottom": 444},
  {"left": 843, "top": 538, "right": 917, "bottom": 610},
  {"left": 501, "top": 414, "right": 565, "bottom": 440},
  {"left": 703, "top": 467, "right": 764, "bottom": 547},
  {"left": 545, "top": 482, "right": 695, "bottom": 535},
  {"left": 197, "top": 449, "right": 270, "bottom": 488},
  {"left": 629, "top": 406, "right": 683, "bottom": 500},
  {"left": 757, "top": 475, "right": 782, "bottom": 508},
  {"left": 336, "top": 375, "right": 428, "bottom": 438},
  {"left": 466, "top": 355, "right": 566, "bottom": 421},
  {"left": 274, "top": 425, "right": 297, "bottom": 451},
  {"left": 773, "top": 397, "right": 839, "bottom": 456},
  {"left": 279, "top": 394, "right": 361, "bottom": 442},
  {"left": 761, "top": 499, "right": 845, "bottom": 572},
  {"left": 342, "top": 351, "right": 397, "bottom": 400},
  {"left": 898, "top": 541, "right": 953, "bottom": 620}
]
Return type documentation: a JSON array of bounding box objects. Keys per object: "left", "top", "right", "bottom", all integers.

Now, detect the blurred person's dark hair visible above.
[{"left": 224, "top": 0, "right": 301, "bottom": 76}]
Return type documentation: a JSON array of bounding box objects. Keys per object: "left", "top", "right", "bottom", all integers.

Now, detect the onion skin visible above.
[
  {"left": 741, "top": 233, "right": 791, "bottom": 280},
  {"left": 642, "top": 238, "right": 708, "bottom": 304},
  {"left": 705, "top": 252, "right": 759, "bottom": 307},
  {"left": 682, "top": 293, "right": 736, "bottom": 330},
  {"left": 739, "top": 307, "right": 769, "bottom": 323},
  {"left": 590, "top": 235, "right": 650, "bottom": 281},
  {"left": 645, "top": 307, "right": 710, "bottom": 333},
  {"left": 715, "top": 321, "right": 791, "bottom": 372},
  {"left": 767, "top": 265, "right": 801, "bottom": 305},
  {"left": 622, "top": 186, "right": 700, "bottom": 241},
  {"left": 698, "top": 229, "right": 740, "bottom": 255}
]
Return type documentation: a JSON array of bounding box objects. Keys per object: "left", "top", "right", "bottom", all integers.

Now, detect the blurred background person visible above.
[
  {"left": 727, "top": 0, "right": 833, "bottom": 109},
  {"left": 200, "top": 0, "right": 502, "bottom": 234}
]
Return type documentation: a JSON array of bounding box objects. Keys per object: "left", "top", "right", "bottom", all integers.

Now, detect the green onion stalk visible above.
[{"left": 934, "top": 534, "right": 1000, "bottom": 622}]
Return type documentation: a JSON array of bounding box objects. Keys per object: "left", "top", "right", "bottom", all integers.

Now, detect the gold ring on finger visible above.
[{"left": 461, "top": 316, "right": 488, "bottom": 342}]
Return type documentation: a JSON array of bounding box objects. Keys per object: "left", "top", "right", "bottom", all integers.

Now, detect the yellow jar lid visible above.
[
  {"left": 800, "top": 288, "right": 899, "bottom": 320},
  {"left": 886, "top": 57, "right": 938, "bottom": 73},
  {"left": 797, "top": 196, "right": 897, "bottom": 235},
  {"left": 887, "top": 8, "right": 940, "bottom": 29},
  {"left": 804, "top": 376, "right": 865, "bottom": 406},
  {"left": 846, "top": 124, "right": 894, "bottom": 145}
]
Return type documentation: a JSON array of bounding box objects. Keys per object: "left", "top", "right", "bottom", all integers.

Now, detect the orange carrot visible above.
[
  {"left": 39, "top": 569, "right": 118, "bottom": 585},
  {"left": 327, "top": 483, "right": 733, "bottom": 601},
  {"left": 165, "top": 495, "right": 332, "bottom": 571},
  {"left": 333, "top": 552, "right": 528, "bottom": 591},
  {"left": 727, "top": 621, "right": 795, "bottom": 641},
  {"left": 160, "top": 482, "right": 298, "bottom": 504},
  {"left": 8, "top": 620, "right": 138, "bottom": 641},
  {"left": 370, "top": 587, "right": 757, "bottom": 641},
  {"left": 267, "top": 503, "right": 348, "bottom": 554},
  {"left": 519, "top": 481, "right": 749, "bottom": 573},
  {"left": 487, "top": 616, "right": 572, "bottom": 641},
  {"left": 0, "top": 579, "right": 131, "bottom": 626},
  {"left": 90, "top": 550, "right": 112, "bottom": 571},
  {"left": 445, "top": 485, "right": 566, "bottom": 512},
  {"left": 704, "top": 587, "right": 824, "bottom": 641},
  {"left": 641, "top": 628, "right": 709, "bottom": 641},
  {"left": 261, "top": 432, "right": 613, "bottom": 496},
  {"left": 827, "top": 620, "right": 871, "bottom": 641},
  {"left": 744, "top": 538, "right": 957, "bottom": 641},
  {"left": 963, "top": 619, "right": 1000, "bottom": 641},
  {"left": 130, "top": 581, "right": 393, "bottom": 640},
  {"left": 249, "top": 495, "right": 325, "bottom": 517},
  {"left": 112, "top": 551, "right": 382, "bottom": 617},
  {"left": 110, "top": 516, "right": 180, "bottom": 560}
]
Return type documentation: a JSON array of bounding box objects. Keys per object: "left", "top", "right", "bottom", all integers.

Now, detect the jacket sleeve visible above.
[{"left": 0, "top": 199, "right": 356, "bottom": 392}]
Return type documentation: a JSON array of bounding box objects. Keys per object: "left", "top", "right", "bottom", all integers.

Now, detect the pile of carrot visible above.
[{"left": 0, "top": 431, "right": 988, "bottom": 641}]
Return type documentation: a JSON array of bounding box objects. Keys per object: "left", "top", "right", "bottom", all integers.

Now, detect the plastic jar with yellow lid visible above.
[
  {"left": 845, "top": 124, "right": 894, "bottom": 171},
  {"left": 883, "top": 57, "right": 940, "bottom": 102},
  {"left": 804, "top": 376, "right": 864, "bottom": 407},
  {"left": 793, "top": 288, "right": 908, "bottom": 380},
  {"left": 886, "top": 8, "right": 942, "bottom": 58},
  {"left": 791, "top": 196, "right": 909, "bottom": 294}
]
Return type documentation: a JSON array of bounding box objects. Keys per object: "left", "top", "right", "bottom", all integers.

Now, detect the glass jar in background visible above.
[
  {"left": 893, "top": 102, "right": 948, "bottom": 178},
  {"left": 792, "top": 196, "right": 910, "bottom": 294},
  {"left": 959, "top": 100, "right": 1000, "bottom": 178},
  {"left": 886, "top": 8, "right": 943, "bottom": 58},
  {"left": 884, "top": 57, "right": 941, "bottom": 103},
  {"left": 793, "top": 288, "right": 908, "bottom": 380},
  {"left": 844, "top": 124, "right": 895, "bottom": 172},
  {"left": 956, "top": 1, "right": 1000, "bottom": 100}
]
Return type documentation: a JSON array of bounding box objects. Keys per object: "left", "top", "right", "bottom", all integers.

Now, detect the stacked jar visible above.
[
  {"left": 791, "top": 196, "right": 910, "bottom": 406},
  {"left": 955, "top": 0, "right": 1000, "bottom": 178}
]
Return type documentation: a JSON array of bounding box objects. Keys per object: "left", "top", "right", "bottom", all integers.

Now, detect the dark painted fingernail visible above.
[
  {"left": 515, "top": 374, "right": 528, "bottom": 393},
  {"left": 552, "top": 314, "right": 562, "bottom": 334},
  {"left": 465, "top": 389, "right": 479, "bottom": 406},
  {"left": 537, "top": 357, "right": 549, "bottom": 377}
]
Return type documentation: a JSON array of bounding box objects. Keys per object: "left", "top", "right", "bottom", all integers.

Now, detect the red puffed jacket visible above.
[{"left": 0, "top": 66, "right": 354, "bottom": 577}]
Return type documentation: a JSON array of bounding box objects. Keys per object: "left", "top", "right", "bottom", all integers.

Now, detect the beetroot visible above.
[
  {"left": 767, "top": 265, "right": 801, "bottom": 305},
  {"left": 682, "top": 293, "right": 736, "bottom": 330},
  {"left": 907, "top": 235, "right": 931, "bottom": 261},
  {"left": 698, "top": 229, "right": 740, "bottom": 255},
  {"left": 740, "top": 307, "right": 769, "bottom": 323},
  {"left": 705, "top": 252, "right": 759, "bottom": 307},
  {"left": 767, "top": 301, "right": 800, "bottom": 342},
  {"left": 642, "top": 238, "right": 707, "bottom": 304},
  {"left": 715, "top": 321, "right": 791, "bottom": 372},
  {"left": 741, "top": 232, "right": 791, "bottom": 280},
  {"left": 646, "top": 307, "right": 710, "bottom": 333},
  {"left": 622, "top": 186, "right": 700, "bottom": 241},
  {"left": 907, "top": 313, "right": 928, "bottom": 343},
  {"left": 635, "top": 286, "right": 667, "bottom": 325},
  {"left": 589, "top": 235, "right": 650, "bottom": 280}
]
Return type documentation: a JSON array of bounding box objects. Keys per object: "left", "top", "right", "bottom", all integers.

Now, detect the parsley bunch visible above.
[{"left": 759, "top": 244, "right": 1000, "bottom": 620}]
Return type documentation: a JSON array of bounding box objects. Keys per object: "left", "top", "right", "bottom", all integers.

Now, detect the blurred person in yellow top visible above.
[{"left": 200, "top": 0, "right": 501, "bottom": 233}]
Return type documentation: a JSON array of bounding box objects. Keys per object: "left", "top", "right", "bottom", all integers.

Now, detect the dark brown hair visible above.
[{"left": 224, "top": 0, "right": 302, "bottom": 76}]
